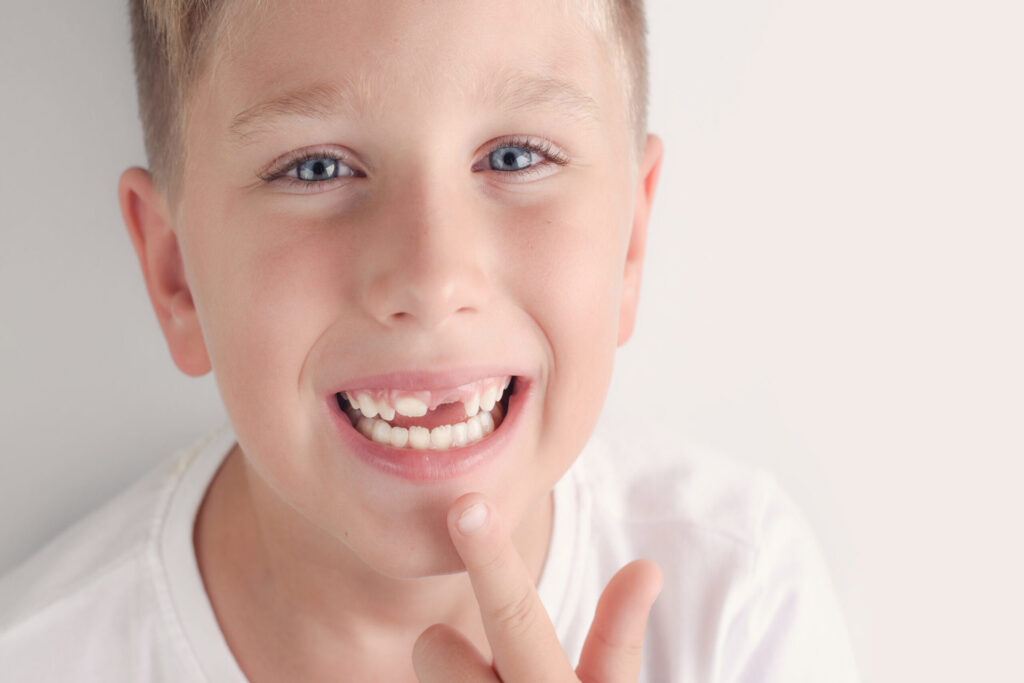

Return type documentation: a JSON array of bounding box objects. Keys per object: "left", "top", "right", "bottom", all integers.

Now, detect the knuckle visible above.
[
  {"left": 594, "top": 629, "right": 644, "bottom": 659},
  {"left": 489, "top": 589, "right": 538, "bottom": 637},
  {"left": 477, "top": 543, "right": 510, "bottom": 574}
]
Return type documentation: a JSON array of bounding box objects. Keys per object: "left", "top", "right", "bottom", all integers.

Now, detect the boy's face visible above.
[{"left": 135, "top": 0, "right": 661, "bottom": 577}]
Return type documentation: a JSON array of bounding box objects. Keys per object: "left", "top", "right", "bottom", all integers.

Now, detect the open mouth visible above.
[{"left": 335, "top": 375, "right": 516, "bottom": 450}]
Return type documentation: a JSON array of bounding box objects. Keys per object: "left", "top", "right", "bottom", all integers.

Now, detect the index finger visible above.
[{"left": 447, "top": 493, "right": 576, "bottom": 683}]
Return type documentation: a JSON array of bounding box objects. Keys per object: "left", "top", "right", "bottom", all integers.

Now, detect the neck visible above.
[{"left": 194, "top": 443, "right": 554, "bottom": 669}]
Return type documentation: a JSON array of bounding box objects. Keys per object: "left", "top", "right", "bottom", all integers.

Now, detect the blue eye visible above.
[
  {"left": 485, "top": 137, "right": 568, "bottom": 179},
  {"left": 489, "top": 146, "right": 536, "bottom": 172},
  {"left": 288, "top": 156, "right": 358, "bottom": 182},
  {"left": 296, "top": 157, "right": 339, "bottom": 181}
]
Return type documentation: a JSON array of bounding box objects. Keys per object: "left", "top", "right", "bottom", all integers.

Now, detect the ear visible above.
[
  {"left": 617, "top": 134, "right": 664, "bottom": 346},
  {"left": 118, "top": 167, "right": 211, "bottom": 376}
]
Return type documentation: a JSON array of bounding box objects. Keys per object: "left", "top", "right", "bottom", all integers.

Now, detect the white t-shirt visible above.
[{"left": 0, "top": 418, "right": 860, "bottom": 682}]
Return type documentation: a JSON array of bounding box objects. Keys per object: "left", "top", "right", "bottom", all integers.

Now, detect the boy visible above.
[{"left": 0, "top": 0, "right": 859, "bottom": 680}]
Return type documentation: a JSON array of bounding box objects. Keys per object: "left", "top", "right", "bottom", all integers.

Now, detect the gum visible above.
[{"left": 345, "top": 375, "right": 510, "bottom": 412}]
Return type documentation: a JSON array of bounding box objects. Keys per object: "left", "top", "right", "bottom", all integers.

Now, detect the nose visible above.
[{"left": 359, "top": 176, "right": 490, "bottom": 330}]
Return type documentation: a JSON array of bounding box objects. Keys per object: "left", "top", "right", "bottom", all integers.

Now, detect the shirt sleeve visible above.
[{"left": 719, "top": 477, "right": 861, "bottom": 683}]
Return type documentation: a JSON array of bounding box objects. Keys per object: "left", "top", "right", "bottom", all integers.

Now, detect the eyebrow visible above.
[{"left": 227, "top": 69, "right": 601, "bottom": 145}]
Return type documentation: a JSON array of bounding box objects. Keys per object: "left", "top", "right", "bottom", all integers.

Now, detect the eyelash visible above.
[{"left": 258, "top": 136, "right": 569, "bottom": 191}]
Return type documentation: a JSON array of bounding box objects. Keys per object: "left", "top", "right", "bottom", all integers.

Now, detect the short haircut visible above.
[{"left": 128, "top": 0, "right": 649, "bottom": 205}]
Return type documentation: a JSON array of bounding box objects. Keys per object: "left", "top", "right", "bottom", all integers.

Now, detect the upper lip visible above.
[{"left": 327, "top": 367, "right": 527, "bottom": 395}]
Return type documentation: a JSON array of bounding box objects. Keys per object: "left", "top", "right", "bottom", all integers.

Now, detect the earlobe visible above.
[
  {"left": 617, "top": 134, "right": 664, "bottom": 347},
  {"left": 118, "top": 167, "right": 211, "bottom": 376}
]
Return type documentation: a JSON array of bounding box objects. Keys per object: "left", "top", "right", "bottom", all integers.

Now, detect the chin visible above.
[{"left": 366, "top": 537, "right": 468, "bottom": 580}]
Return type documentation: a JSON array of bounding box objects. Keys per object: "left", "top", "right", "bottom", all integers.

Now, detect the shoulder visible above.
[
  {"left": 578, "top": 414, "right": 819, "bottom": 595},
  {"left": 0, "top": 431, "right": 212, "bottom": 626},
  {"left": 0, "top": 425, "right": 230, "bottom": 681},
  {"left": 0, "top": 462, "right": 169, "bottom": 627},
  {"left": 581, "top": 414, "right": 790, "bottom": 552},
  {"left": 577, "top": 414, "right": 860, "bottom": 682}
]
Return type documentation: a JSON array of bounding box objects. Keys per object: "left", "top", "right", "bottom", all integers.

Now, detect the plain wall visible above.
[{"left": 1, "top": 1, "right": 1021, "bottom": 680}]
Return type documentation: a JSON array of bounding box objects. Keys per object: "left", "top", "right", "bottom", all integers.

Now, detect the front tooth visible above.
[
  {"left": 408, "top": 426, "right": 431, "bottom": 449},
  {"left": 480, "top": 386, "right": 498, "bottom": 412},
  {"left": 452, "top": 422, "right": 469, "bottom": 447},
  {"left": 390, "top": 426, "right": 409, "bottom": 448},
  {"left": 463, "top": 393, "right": 481, "bottom": 418},
  {"left": 371, "top": 420, "right": 392, "bottom": 444},
  {"left": 430, "top": 424, "right": 452, "bottom": 449},
  {"left": 356, "top": 393, "right": 379, "bottom": 419},
  {"left": 395, "top": 396, "right": 428, "bottom": 417},
  {"left": 479, "top": 410, "right": 495, "bottom": 435}
]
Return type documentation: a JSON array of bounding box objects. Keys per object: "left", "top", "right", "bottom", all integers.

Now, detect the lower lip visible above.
[{"left": 326, "top": 378, "right": 530, "bottom": 482}]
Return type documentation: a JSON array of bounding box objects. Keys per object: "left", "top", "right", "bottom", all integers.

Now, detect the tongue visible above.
[{"left": 387, "top": 401, "right": 469, "bottom": 430}]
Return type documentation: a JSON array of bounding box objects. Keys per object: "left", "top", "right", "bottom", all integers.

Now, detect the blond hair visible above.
[{"left": 128, "top": 0, "right": 649, "bottom": 203}]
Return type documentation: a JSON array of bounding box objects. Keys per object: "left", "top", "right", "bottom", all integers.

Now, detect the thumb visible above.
[{"left": 575, "top": 559, "right": 663, "bottom": 683}]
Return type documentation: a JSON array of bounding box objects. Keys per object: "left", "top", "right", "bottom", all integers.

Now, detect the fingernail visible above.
[{"left": 457, "top": 502, "right": 488, "bottom": 535}]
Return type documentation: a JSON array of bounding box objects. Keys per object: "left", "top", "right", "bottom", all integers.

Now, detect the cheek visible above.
[
  {"left": 503, "top": 187, "right": 626, "bottom": 354},
  {"left": 184, "top": 209, "right": 348, "bottom": 477},
  {"left": 499, "top": 184, "right": 627, "bottom": 465}
]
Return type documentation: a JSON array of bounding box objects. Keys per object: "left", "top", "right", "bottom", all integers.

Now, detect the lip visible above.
[{"left": 325, "top": 375, "right": 531, "bottom": 482}]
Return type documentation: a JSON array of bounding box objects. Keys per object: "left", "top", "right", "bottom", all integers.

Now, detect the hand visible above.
[{"left": 412, "top": 493, "right": 663, "bottom": 682}]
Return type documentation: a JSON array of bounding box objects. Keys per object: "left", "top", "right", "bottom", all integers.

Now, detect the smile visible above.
[
  {"left": 326, "top": 373, "right": 527, "bottom": 481},
  {"left": 336, "top": 375, "right": 513, "bottom": 450}
]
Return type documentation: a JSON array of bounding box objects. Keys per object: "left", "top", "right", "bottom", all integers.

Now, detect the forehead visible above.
[{"left": 198, "top": 0, "right": 619, "bottom": 139}]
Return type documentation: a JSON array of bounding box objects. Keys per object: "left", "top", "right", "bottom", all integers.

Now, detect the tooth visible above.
[
  {"left": 430, "top": 424, "right": 452, "bottom": 449},
  {"left": 452, "top": 422, "right": 469, "bottom": 447},
  {"left": 408, "top": 426, "right": 431, "bottom": 449},
  {"left": 356, "top": 393, "right": 379, "bottom": 419},
  {"left": 494, "top": 382, "right": 505, "bottom": 404},
  {"left": 464, "top": 395, "right": 481, "bottom": 418},
  {"left": 356, "top": 417, "right": 375, "bottom": 439},
  {"left": 462, "top": 393, "right": 480, "bottom": 418},
  {"left": 390, "top": 426, "right": 409, "bottom": 448},
  {"left": 503, "top": 376, "right": 511, "bottom": 390},
  {"left": 395, "top": 396, "right": 428, "bottom": 417},
  {"left": 479, "top": 410, "right": 495, "bottom": 435},
  {"left": 344, "top": 391, "right": 357, "bottom": 405},
  {"left": 371, "top": 420, "right": 391, "bottom": 444},
  {"left": 466, "top": 415, "right": 483, "bottom": 441},
  {"left": 480, "top": 386, "right": 497, "bottom": 412},
  {"left": 377, "top": 401, "right": 396, "bottom": 421}
]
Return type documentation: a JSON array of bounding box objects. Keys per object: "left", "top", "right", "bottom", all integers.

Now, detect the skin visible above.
[{"left": 119, "top": 0, "right": 663, "bottom": 680}]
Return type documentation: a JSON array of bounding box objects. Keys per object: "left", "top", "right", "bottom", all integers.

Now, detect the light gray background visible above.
[{"left": 1, "top": 1, "right": 1021, "bottom": 680}]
